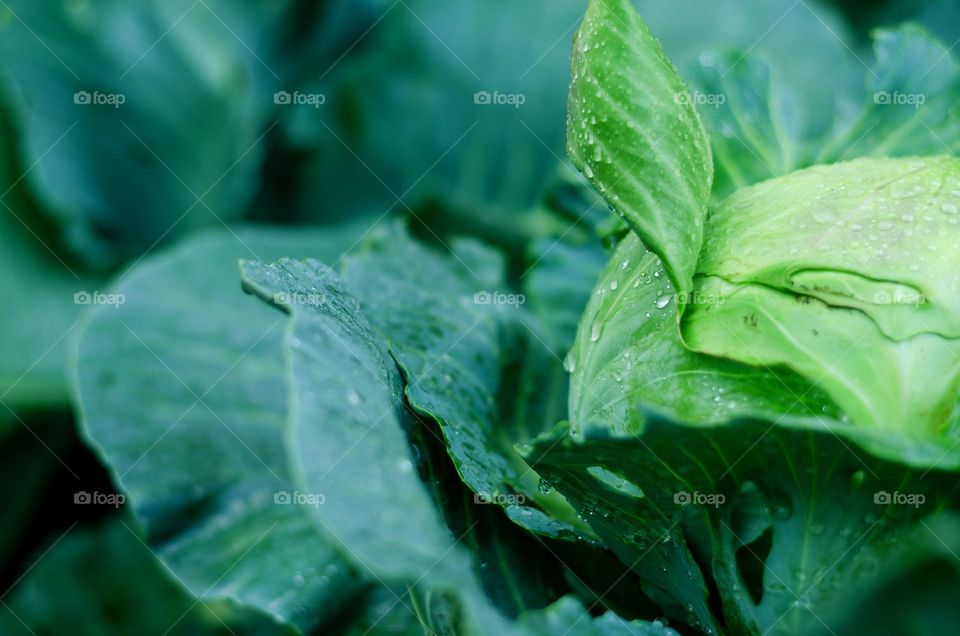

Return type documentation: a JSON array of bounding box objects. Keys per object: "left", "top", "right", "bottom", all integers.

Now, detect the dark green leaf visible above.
[
  {"left": 528, "top": 416, "right": 960, "bottom": 635},
  {"left": 73, "top": 225, "right": 373, "bottom": 633}
]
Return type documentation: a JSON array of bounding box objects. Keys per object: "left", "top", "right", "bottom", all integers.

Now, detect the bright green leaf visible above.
[{"left": 568, "top": 0, "right": 714, "bottom": 292}]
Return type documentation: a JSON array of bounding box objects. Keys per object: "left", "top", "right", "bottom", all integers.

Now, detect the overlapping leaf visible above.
[
  {"left": 528, "top": 416, "right": 960, "bottom": 635},
  {"left": 73, "top": 226, "right": 372, "bottom": 633},
  {"left": 241, "top": 256, "right": 674, "bottom": 636},
  {"left": 0, "top": 0, "right": 286, "bottom": 266},
  {"left": 568, "top": 0, "right": 713, "bottom": 292},
  {"left": 339, "top": 226, "right": 590, "bottom": 540}
]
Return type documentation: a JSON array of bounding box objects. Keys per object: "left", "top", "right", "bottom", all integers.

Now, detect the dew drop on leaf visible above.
[
  {"left": 590, "top": 323, "right": 603, "bottom": 342},
  {"left": 850, "top": 469, "right": 866, "bottom": 488}
]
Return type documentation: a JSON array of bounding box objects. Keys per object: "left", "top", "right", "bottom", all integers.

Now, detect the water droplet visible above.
[
  {"left": 346, "top": 390, "right": 362, "bottom": 407},
  {"left": 812, "top": 209, "right": 837, "bottom": 224},
  {"left": 590, "top": 323, "right": 602, "bottom": 342},
  {"left": 655, "top": 296, "right": 672, "bottom": 309},
  {"left": 609, "top": 280, "right": 619, "bottom": 291},
  {"left": 850, "top": 470, "right": 866, "bottom": 487},
  {"left": 587, "top": 466, "right": 645, "bottom": 498},
  {"left": 538, "top": 478, "right": 554, "bottom": 494}
]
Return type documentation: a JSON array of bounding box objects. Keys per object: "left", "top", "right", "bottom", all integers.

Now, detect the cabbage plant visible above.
[
  {"left": 532, "top": 0, "right": 960, "bottom": 633},
  {"left": 24, "top": 0, "right": 960, "bottom": 634}
]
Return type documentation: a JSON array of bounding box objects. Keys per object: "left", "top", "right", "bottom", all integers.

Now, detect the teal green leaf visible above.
[
  {"left": 568, "top": 0, "right": 713, "bottom": 292},
  {"left": 0, "top": 97, "right": 98, "bottom": 411},
  {"left": 528, "top": 416, "right": 960, "bottom": 635},
  {"left": 0, "top": 517, "right": 273, "bottom": 635},
  {"left": 72, "top": 225, "right": 374, "bottom": 633},
  {"left": 497, "top": 236, "right": 608, "bottom": 451},
  {"left": 634, "top": 18, "right": 960, "bottom": 202},
  {"left": 808, "top": 512, "right": 960, "bottom": 636},
  {"left": 688, "top": 54, "right": 797, "bottom": 200},
  {"left": 295, "top": 0, "right": 587, "bottom": 241},
  {"left": 821, "top": 25, "right": 960, "bottom": 163},
  {"left": 0, "top": 200, "right": 90, "bottom": 410},
  {"left": 240, "top": 257, "right": 523, "bottom": 636},
  {"left": 340, "top": 227, "right": 592, "bottom": 540},
  {"left": 0, "top": 0, "right": 287, "bottom": 266},
  {"left": 401, "top": 405, "right": 571, "bottom": 618},
  {"left": 524, "top": 237, "right": 609, "bottom": 353},
  {"left": 519, "top": 596, "right": 679, "bottom": 636},
  {"left": 628, "top": 0, "right": 863, "bottom": 200},
  {"left": 881, "top": 0, "right": 960, "bottom": 46},
  {"left": 242, "top": 257, "right": 675, "bottom": 636},
  {"left": 634, "top": 0, "right": 862, "bottom": 144}
]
